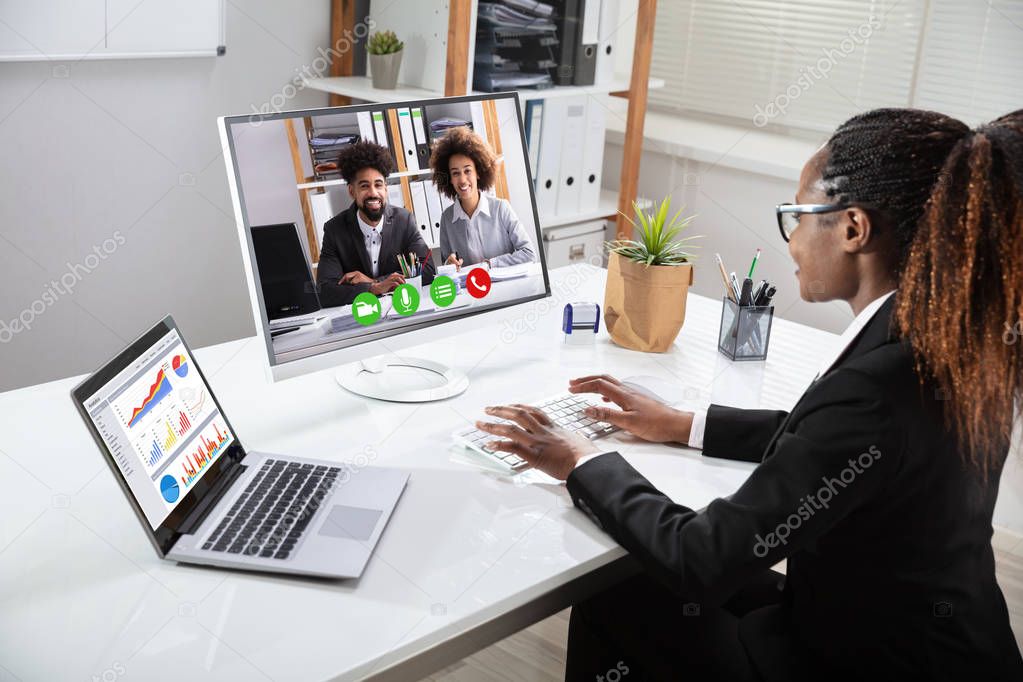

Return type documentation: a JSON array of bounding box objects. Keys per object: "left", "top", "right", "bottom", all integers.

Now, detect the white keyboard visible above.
[{"left": 453, "top": 392, "right": 620, "bottom": 472}]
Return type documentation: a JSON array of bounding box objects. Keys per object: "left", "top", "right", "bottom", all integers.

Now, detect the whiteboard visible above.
[{"left": 0, "top": 0, "right": 225, "bottom": 61}]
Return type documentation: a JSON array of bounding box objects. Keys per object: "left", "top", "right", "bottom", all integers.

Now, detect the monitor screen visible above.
[
  {"left": 79, "top": 325, "right": 237, "bottom": 530},
  {"left": 221, "top": 93, "right": 549, "bottom": 369}
]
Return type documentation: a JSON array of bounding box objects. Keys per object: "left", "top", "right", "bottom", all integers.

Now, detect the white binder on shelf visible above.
[
  {"left": 308, "top": 191, "right": 336, "bottom": 253},
  {"left": 387, "top": 182, "right": 405, "bottom": 209},
  {"left": 356, "top": 110, "right": 376, "bottom": 144},
  {"left": 524, "top": 99, "right": 544, "bottom": 186},
  {"left": 439, "top": 190, "right": 454, "bottom": 212},
  {"left": 534, "top": 97, "right": 565, "bottom": 220},
  {"left": 595, "top": 0, "right": 619, "bottom": 86},
  {"left": 579, "top": 98, "right": 606, "bottom": 212},
  {"left": 409, "top": 180, "right": 432, "bottom": 244},
  {"left": 470, "top": 101, "right": 488, "bottom": 143},
  {"left": 372, "top": 110, "right": 391, "bottom": 158},
  {"left": 423, "top": 181, "right": 444, "bottom": 248},
  {"left": 555, "top": 96, "right": 587, "bottom": 217},
  {"left": 396, "top": 107, "right": 420, "bottom": 172}
]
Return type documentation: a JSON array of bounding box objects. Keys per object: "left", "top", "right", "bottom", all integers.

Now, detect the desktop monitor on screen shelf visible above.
[{"left": 219, "top": 92, "right": 550, "bottom": 402}]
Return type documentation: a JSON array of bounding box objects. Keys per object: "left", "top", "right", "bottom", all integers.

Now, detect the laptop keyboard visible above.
[
  {"left": 453, "top": 392, "right": 620, "bottom": 472},
  {"left": 202, "top": 459, "right": 340, "bottom": 560}
]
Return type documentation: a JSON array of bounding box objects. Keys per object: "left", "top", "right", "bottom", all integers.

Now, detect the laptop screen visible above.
[{"left": 78, "top": 322, "right": 238, "bottom": 531}]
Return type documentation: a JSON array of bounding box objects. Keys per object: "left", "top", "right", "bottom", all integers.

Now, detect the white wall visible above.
[
  {"left": 0, "top": 0, "right": 332, "bottom": 392},
  {"left": 231, "top": 119, "right": 313, "bottom": 255}
]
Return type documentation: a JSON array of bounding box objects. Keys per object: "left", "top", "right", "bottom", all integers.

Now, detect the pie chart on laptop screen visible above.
[
  {"left": 160, "top": 475, "right": 180, "bottom": 503},
  {"left": 171, "top": 354, "right": 189, "bottom": 378}
]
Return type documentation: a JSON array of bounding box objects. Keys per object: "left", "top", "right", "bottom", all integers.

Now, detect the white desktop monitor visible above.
[{"left": 219, "top": 93, "right": 551, "bottom": 401}]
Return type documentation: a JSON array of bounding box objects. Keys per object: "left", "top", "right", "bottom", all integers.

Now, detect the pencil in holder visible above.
[{"left": 717, "top": 297, "right": 774, "bottom": 361}]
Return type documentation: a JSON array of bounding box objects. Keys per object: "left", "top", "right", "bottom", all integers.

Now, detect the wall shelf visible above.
[{"left": 303, "top": 75, "right": 664, "bottom": 105}]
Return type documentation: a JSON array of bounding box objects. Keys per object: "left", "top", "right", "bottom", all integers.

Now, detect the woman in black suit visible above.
[{"left": 475, "top": 108, "right": 1023, "bottom": 681}]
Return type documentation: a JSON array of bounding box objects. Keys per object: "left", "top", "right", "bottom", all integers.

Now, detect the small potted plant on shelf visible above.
[
  {"left": 603, "top": 196, "right": 701, "bottom": 352},
  {"left": 367, "top": 30, "right": 404, "bottom": 90}
]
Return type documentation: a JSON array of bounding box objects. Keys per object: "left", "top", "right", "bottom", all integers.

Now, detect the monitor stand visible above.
[{"left": 335, "top": 356, "right": 469, "bottom": 402}]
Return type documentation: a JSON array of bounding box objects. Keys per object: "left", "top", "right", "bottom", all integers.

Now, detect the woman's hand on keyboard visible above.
[
  {"left": 568, "top": 375, "right": 694, "bottom": 444},
  {"left": 476, "top": 404, "right": 597, "bottom": 480}
]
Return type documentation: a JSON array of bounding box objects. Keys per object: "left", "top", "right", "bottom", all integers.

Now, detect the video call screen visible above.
[{"left": 223, "top": 94, "right": 549, "bottom": 365}]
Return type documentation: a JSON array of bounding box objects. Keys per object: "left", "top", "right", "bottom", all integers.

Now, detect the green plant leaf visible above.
[
  {"left": 654, "top": 196, "right": 669, "bottom": 249},
  {"left": 606, "top": 196, "right": 701, "bottom": 265}
]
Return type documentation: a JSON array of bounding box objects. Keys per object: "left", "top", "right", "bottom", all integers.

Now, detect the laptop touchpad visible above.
[{"left": 318, "top": 505, "right": 382, "bottom": 541}]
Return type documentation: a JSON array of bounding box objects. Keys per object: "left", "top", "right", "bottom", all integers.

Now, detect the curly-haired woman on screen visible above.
[{"left": 429, "top": 126, "right": 536, "bottom": 270}]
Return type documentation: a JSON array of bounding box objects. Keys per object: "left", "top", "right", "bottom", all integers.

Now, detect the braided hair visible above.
[
  {"left": 821, "top": 109, "right": 970, "bottom": 262},
  {"left": 822, "top": 108, "right": 1023, "bottom": 476}
]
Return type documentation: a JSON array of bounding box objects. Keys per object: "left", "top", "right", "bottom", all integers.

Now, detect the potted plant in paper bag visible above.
[{"left": 603, "top": 196, "right": 700, "bottom": 352}]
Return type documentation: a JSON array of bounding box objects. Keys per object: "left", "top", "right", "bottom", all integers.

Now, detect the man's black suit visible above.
[
  {"left": 566, "top": 297, "right": 1023, "bottom": 681},
  {"left": 316, "top": 203, "right": 434, "bottom": 307}
]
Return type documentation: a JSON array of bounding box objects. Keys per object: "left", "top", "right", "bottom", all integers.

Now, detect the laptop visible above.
[{"left": 71, "top": 315, "right": 408, "bottom": 578}]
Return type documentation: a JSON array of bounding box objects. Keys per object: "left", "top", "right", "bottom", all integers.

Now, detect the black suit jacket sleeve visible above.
[
  {"left": 566, "top": 368, "right": 901, "bottom": 605},
  {"left": 316, "top": 219, "right": 370, "bottom": 307},
  {"left": 702, "top": 404, "right": 788, "bottom": 463}
]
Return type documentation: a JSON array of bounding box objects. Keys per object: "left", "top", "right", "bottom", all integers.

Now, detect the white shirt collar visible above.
[
  {"left": 356, "top": 209, "right": 383, "bottom": 235},
  {"left": 452, "top": 191, "right": 491, "bottom": 222},
  {"left": 816, "top": 290, "right": 896, "bottom": 379}
]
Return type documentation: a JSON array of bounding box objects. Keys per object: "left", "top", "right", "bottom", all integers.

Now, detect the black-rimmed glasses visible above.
[{"left": 775, "top": 203, "right": 854, "bottom": 242}]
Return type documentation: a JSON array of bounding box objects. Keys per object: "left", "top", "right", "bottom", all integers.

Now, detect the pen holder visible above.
[{"left": 717, "top": 297, "right": 774, "bottom": 361}]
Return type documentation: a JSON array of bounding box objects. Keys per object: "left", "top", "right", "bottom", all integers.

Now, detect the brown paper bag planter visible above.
[
  {"left": 604, "top": 252, "right": 694, "bottom": 352},
  {"left": 602, "top": 197, "right": 700, "bottom": 353}
]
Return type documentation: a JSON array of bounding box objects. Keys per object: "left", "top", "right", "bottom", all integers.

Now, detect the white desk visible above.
[{"left": 0, "top": 264, "right": 835, "bottom": 681}]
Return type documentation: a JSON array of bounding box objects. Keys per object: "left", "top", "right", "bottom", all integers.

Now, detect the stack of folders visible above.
[
  {"left": 429, "top": 117, "right": 473, "bottom": 143},
  {"left": 476, "top": 0, "right": 614, "bottom": 89},
  {"left": 353, "top": 108, "right": 431, "bottom": 174},
  {"left": 349, "top": 107, "right": 452, "bottom": 249},
  {"left": 474, "top": 1, "right": 557, "bottom": 91},
  {"left": 308, "top": 129, "right": 360, "bottom": 180}
]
